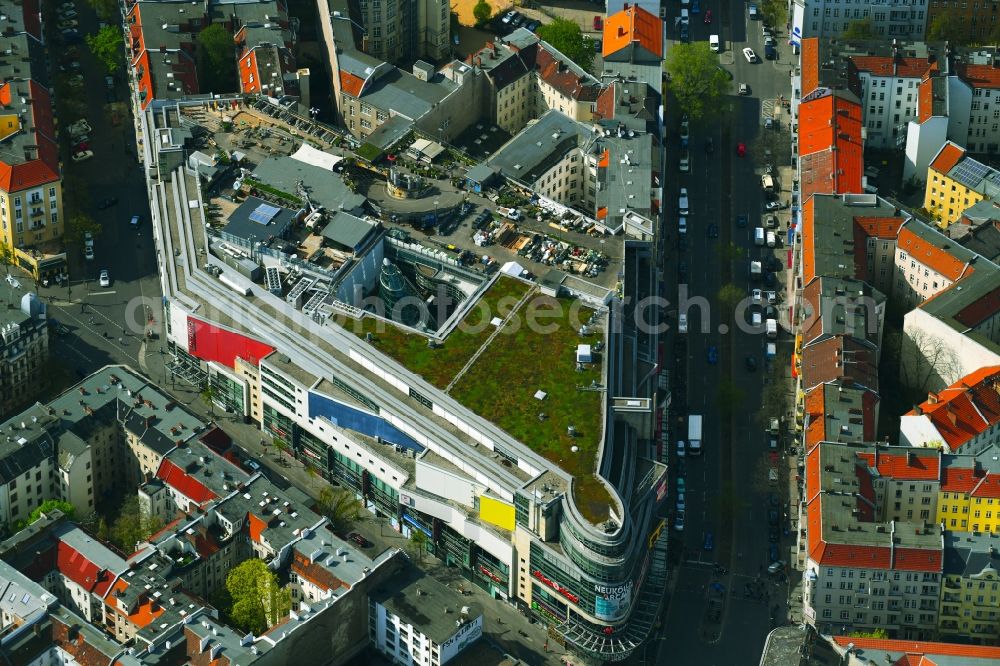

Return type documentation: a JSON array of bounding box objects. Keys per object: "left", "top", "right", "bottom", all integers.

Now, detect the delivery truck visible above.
[{"left": 688, "top": 414, "right": 703, "bottom": 455}]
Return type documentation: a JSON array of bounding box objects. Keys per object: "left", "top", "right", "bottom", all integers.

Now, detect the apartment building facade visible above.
[
  {"left": 902, "top": 366, "right": 1000, "bottom": 454},
  {"left": 924, "top": 141, "right": 1000, "bottom": 227},
  {"left": 791, "top": 0, "right": 929, "bottom": 41},
  {"left": 356, "top": 0, "right": 450, "bottom": 64}
]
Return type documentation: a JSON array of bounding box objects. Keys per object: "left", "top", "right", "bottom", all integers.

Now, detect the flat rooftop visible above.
[
  {"left": 349, "top": 276, "right": 612, "bottom": 521},
  {"left": 372, "top": 564, "right": 482, "bottom": 645}
]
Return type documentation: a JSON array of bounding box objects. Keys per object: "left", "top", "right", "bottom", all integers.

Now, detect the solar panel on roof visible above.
[
  {"left": 951, "top": 159, "right": 991, "bottom": 189},
  {"left": 249, "top": 203, "right": 281, "bottom": 225}
]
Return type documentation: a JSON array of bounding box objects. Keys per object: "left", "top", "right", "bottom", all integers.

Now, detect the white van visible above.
[
  {"left": 761, "top": 174, "right": 775, "bottom": 193},
  {"left": 752, "top": 311, "right": 763, "bottom": 329},
  {"left": 754, "top": 227, "right": 765, "bottom": 246},
  {"left": 766, "top": 231, "right": 776, "bottom": 248},
  {"left": 766, "top": 318, "right": 778, "bottom": 338},
  {"left": 709, "top": 34, "right": 720, "bottom": 52}
]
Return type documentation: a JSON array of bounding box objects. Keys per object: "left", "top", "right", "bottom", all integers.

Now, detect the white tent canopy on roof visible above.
[{"left": 290, "top": 143, "right": 344, "bottom": 171}]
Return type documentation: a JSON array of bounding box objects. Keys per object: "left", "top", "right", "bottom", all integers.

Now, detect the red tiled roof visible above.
[
  {"left": 855, "top": 451, "right": 940, "bottom": 481},
  {"left": 928, "top": 141, "right": 965, "bottom": 175},
  {"left": 956, "top": 63, "right": 1000, "bottom": 90},
  {"left": 854, "top": 459, "right": 876, "bottom": 521},
  {"left": 291, "top": 551, "right": 347, "bottom": 592},
  {"left": 535, "top": 46, "right": 601, "bottom": 102},
  {"left": 801, "top": 38, "right": 819, "bottom": 97},
  {"left": 602, "top": 5, "right": 663, "bottom": 59},
  {"left": 897, "top": 225, "right": 972, "bottom": 281},
  {"left": 804, "top": 387, "right": 828, "bottom": 449},
  {"left": 156, "top": 458, "right": 217, "bottom": 506},
  {"left": 806, "top": 501, "right": 892, "bottom": 568},
  {"left": 0, "top": 83, "right": 60, "bottom": 193},
  {"left": 971, "top": 473, "right": 1000, "bottom": 499},
  {"left": 104, "top": 580, "right": 165, "bottom": 629},
  {"left": 21, "top": 0, "right": 41, "bottom": 40},
  {"left": 940, "top": 464, "right": 984, "bottom": 494},
  {"left": 799, "top": 336, "right": 879, "bottom": 393},
  {"left": 57, "top": 541, "right": 115, "bottom": 597},
  {"left": 906, "top": 366, "right": 1000, "bottom": 450},
  {"left": 853, "top": 216, "right": 904, "bottom": 281},
  {"left": 954, "top": 284, "right": 1000, "bottom": 327},
  {"left": 340, "top": 71, "right": 365, "bottom": 98},
  {"left": 850, "top": 56, "right": 936, "bottom": 79},
  {"left": 894, "top": 547, "right": 942, "bottom": 572},
  {"left": 832, "top": 636, "right": 1000, "bottom": 659}
]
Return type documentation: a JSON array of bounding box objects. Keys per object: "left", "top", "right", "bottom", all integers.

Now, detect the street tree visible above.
[
  {"left": 28, "top": 500, "right": 75, "bottom": 524},
  {"left": 927, "top": 12, "right": 972, "bottom": 44},
  {"left": 408, "top": 529, "right": 429, "bottom": 562},
  {"left": 200, "top": 385, "right": 216, "bottom": 417},
  {"left": 196, "top": 25, "right": 237, "bottom": 93},
  {"left": 66, "top": 213, "right": 103, "bottom": 246},
  {"left": 666, "top": 42, "right": 731, "bottom": 121},
  {"left": 718, "top": 242, "right": 744, "bottom": 265},
  {"left": 316, "top": 486, "right": 362, "bottom": 534},
  {"left": 716, "top": 283, "right": 744, "bottom": 318},
  {"left": 759, "top": 0, "right": 786, "bottom": 29},
  {"left": 841, "top": 18, "right": 877, "bottom": 40},
  {"left": 537, "top": 19, "right": 594, "bottom": 72},
  {"left": 472, "top": 0, "right": 492, "bottom": 26},
  {"left": 0, "top": 242, "right": 13, "bottom": 274},
  {"left": 86, "top": 26, "right": 123, "bottom": 73},
  {"left": 86, "top": 0, "right": 118, "bottom": 20},
  {"left": 897, "top": 327, "right": 961, "bottom": 393},
  {"left": 226, "top": 559, "right": 291, "bottom": 634}
]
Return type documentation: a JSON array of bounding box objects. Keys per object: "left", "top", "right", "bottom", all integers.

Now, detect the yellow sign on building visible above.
[{"left": 479, "top": 495, "right": 515, "bottom": 531}]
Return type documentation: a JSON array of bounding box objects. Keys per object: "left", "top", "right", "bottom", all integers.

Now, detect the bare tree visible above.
[{"left": 899, "top": 327, "right": 962, "bottom": 393}]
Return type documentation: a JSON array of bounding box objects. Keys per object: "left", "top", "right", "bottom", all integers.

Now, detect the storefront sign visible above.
[
  {"left": 478, "top": 565, "right": 502, "bottom": 584},
  {"left": 532, "top": 570, "right": 579, "bottom": 604}
]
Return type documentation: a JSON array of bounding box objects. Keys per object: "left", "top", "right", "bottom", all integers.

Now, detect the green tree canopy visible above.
[
  {"left": 28, "top": 500, "right": 75, "bottom": 524},
  {"left": 716, "top": 283, "right": 744, "bottom": 318},
  {"left": 86, "top": 0, "right": 118, "bottom": 20},
  {"left": 536, "top": 18, "right": 594, "bottom": 73},
  {"left": 109, "top": 496, "right": 163, "bottom": 554},
  {"left": 315, "top": 486, "right": 362, "bottom": 534},
  {"left": 848, "top": 628, "right": 889, "bottom": 639},
  {"left": 759, "top": 0, "right": 787, "bottom": 29},
  {"left": 666, "top": 43, "right": 731, "bottom": 121},
  {"left": 196, "top": 24, "right": 237, "bottom": 93},
  {"left": 927, "top": 13, "right": 972, "bottom": 44},
  {"left": 472, "top": 0, "right": 492, "bottom": 26},
  {"left": 86, "top": 26, "right": 123, "bottom": 73},
  {"left": 226, "top": 559, "right": 291, "bottom": 634},
  {"left": 841, "top": 18, "right": 877, "bottom": 40},
  {"left": 66, "top": 213, "right": 102, "bottom": 246}
]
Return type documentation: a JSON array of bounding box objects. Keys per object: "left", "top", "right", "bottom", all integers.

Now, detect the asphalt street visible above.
[
  {"left": 40, "top": 2, "right": 165, "bottom": 383},
  {"left": 649, "top": 1, "right": 796, "bottom": 664}
]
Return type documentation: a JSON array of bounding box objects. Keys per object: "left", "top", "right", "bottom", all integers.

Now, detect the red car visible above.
[
  {"left": 593, "top": 16, "right": 603, "bottom": 30},
  {"left": 704, "top": 9, "right": 713, "bottom": 23},
  {"left": 73, "top": 141, "right": 90, "bottom": 152},
  {"left": 737, "top": 143, "right": 746, "bottom": 157}
]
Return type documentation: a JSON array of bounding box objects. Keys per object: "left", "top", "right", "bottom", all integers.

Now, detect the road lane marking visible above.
[{"left": 90, "top": 290, "right": 118, "bottom": 296}]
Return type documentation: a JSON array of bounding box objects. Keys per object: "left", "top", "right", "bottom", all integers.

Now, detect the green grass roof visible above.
[{"left": 349, "top": 278, "right": 613, "bottom": 524}]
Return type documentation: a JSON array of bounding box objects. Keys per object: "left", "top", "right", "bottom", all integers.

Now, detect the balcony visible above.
[{"left": 942, "top": 593, "right": 961, "bottom": 603}]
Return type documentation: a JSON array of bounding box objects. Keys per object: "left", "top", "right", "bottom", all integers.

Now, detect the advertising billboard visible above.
[
  {"left": 594, "top": 581, "right": 633, "bottom": 621},
  {"left": 439, "top": 614, "right": 483, "bottom": 664}
]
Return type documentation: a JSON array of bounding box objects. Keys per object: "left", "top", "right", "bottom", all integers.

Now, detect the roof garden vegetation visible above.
[
  {"left": 348, "top": 277, "right": 532, "bottom": 388},
  {"left": 449, "top": 295, "right": 612, "bottom": 524}
]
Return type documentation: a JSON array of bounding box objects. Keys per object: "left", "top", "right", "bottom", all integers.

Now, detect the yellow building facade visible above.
[
  {"left": 923, "top": 141, "right": 995, "bottom": 229},
  {"left": 937, "top": 492, "right": 1000, "bottom": 535},
  {"left": 938, "top": 538, "right": 1000, "bottom": 643}
]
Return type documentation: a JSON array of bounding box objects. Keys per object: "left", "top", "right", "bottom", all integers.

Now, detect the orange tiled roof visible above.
[
  {"left": 803, "top": 387, "right": 827, "bottom": 449},
  {"left": 340, "top": 71, "right": 365, "bottom": 98},
  {"left": 917, "top": 76, "right": 934, "bottom": 123},
  {"left": 897, "top": 225, "right": 972, "bottom": 281},
  {"left": 851, "top": 56, "right": 936, "bottom": 79},
  {"left": 957, "top": 63, "right": 1000, "bottom": 90},
  {"left": 797, "top": 91, "right": 863, "bottom": 202},
  {"left": 801, "top": 38, "right": 819, "bottom": 97},
  {"left": 906, "top": 366, "right": 1000, "bottom": 450},
  {"left": 602, "top": 5, "right": 663, "bottom": 59},
  {"left": 0, "top": 82, "right": 60, "bottom": 192},
  {"left": 832, "top": 635, "right": 1000, "bottom": 659},
  {"left": 855, "top": 451, "right": 940, "bottom": 481},
  {"left": 928, "top": 141, "right": 965, "bottom": 175},
  {"left": 249, "top": 512, "right": 267, "bottom": 543},
  {"left": 802, "top": 197, "right": 817, "bottom": 283}
]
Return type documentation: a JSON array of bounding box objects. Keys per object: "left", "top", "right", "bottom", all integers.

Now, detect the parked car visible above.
[
  {"left": 703, "top": 531, "right": 714, "bottom": 551},
  {"left": 748, "top": 3, "right": 759, "bottom": 19},
  {"left": 679, "top": 116, "right": 690, "bottom": 146},
  {"left": 707, "top": 223, "right": 718, "bottom": 238},
  {"left": 752, "top": 288, "right": 763, "bottom": 304},
  {"left": 57, "top": 19, "right": 78, "bottom": 29},
  {"left": 678, "top": 313, "right": 688, "bottom": 334},
  {"left": 674, "top": 510, "right": 686, "bottom": 531},
  {"left": 679, "top": 149, "right": 690, "bottom": 172},
  {"left": 84, "top": 245, "right": 94, "bottom": 260},
  {"left": 736, "top": 143, "right": 746, "bottom": 157},
  {"left": 677, "top": 439, "right": 686, "bottom": 458},
  {"left": 510, "top": 12, "right": 524, "bottom": 27},
  {"left": 71, "top": 150, "right": 93, "bottom": 162},
  {"left": 765, "top": 200, "right": 787, "bottom": 211},
  {"left": 59, "top": 8, "right": 78, "bottom": 18},
  {"left": 501, "top": 10, "right": 516, "bottom": 24},
  {"left": 348, "top": 532, "right": 371, "bottom": 548},
  {"left": 738, "top": 82, "right": 750, "bottom": 96},
  {"left": 593, "top": 15, "right": 603, "bottom": 30},
  {"left": 130, "top": 215, "right": 141, "bottom": 227},
  {"left": 691, "top": 0, "right": 700, "bottom": 13},
  {"left": 98, "top": 270, "right": 110, "bottom": 287},
  {"left": 707, "top": 346, "right": 718, "bottom": 364},
  {"left": 84, "top": 232, "right": 94, "bottom": 249},
  {"left": 745, "top": 355, "right": 758, "bottom": 371},
  {"left": 676, "top": 492, "right": 686, "bottom": 512},
  {"left": 678, "top": 187, "right": 690, "bottom": 215},
  {"left": 736, "top": 213, "right": 748, "bottom": 228}
]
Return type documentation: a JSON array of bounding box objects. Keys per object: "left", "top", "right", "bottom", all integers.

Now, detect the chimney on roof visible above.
[
  {"left": 927, "top": 392, "right": 938, "bottom": 404},
  {"left": 907, "top": 451, "right": 915, "bottom": 466}
]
